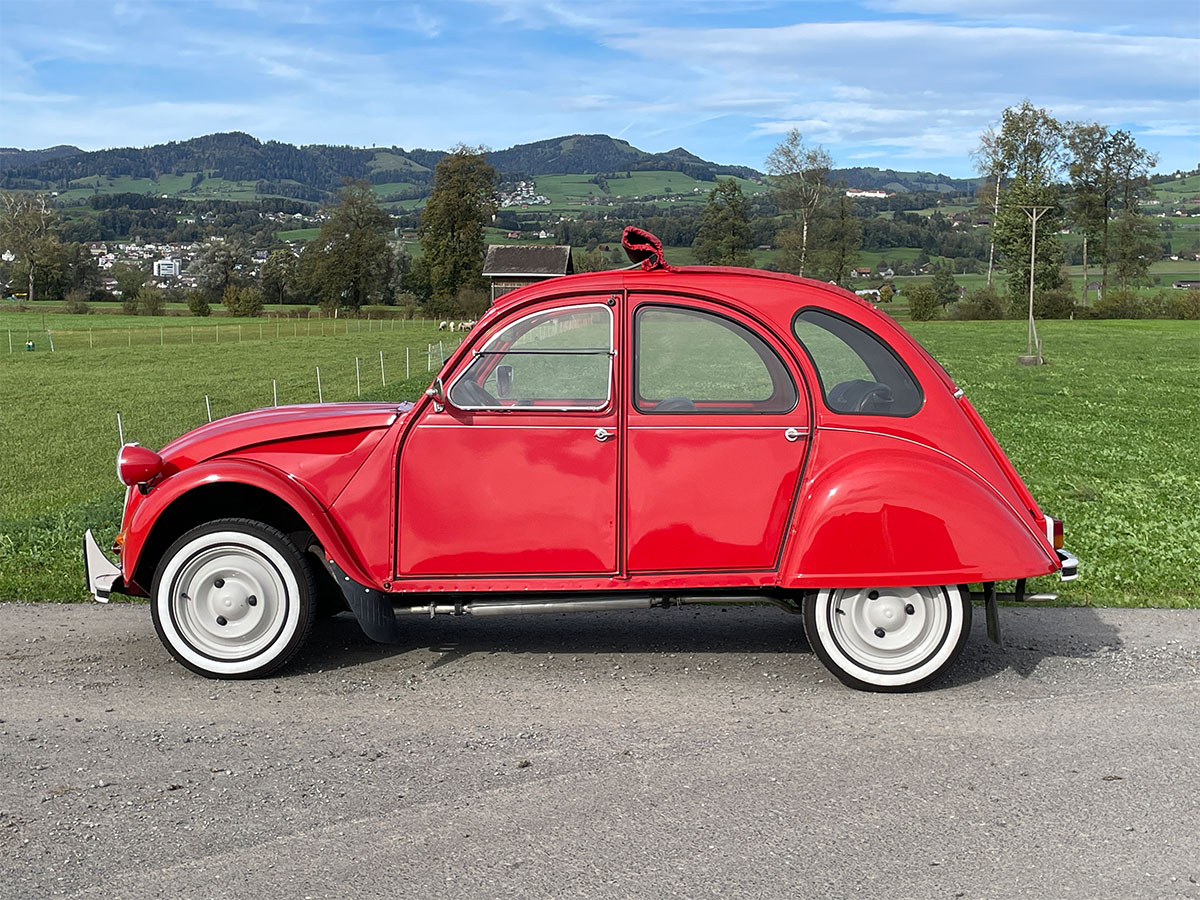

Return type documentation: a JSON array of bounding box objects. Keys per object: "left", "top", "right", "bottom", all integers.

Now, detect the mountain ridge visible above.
[{"left": 0, "top": 132, "right": 977, "bottom": 199}]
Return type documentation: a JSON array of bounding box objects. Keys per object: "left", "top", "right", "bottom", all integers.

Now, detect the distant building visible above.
[
  {"left": 846, "top": 189, "right": 888, "bottom": 199},
  {"left": 482, "top": 244, "right": 574, "bottom": 303},
  {"left": 153, "top": 259, "right": 180, "bottom": 278}
]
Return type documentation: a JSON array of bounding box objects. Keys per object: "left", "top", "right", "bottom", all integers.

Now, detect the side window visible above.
[
  {"left": 448, "top": 304, "right": 612, "bottom": 410},
  {"left": 635, "top": 305, "right": 797, "bottom": 414},
  {"left": 792, "top": 309, "right": 923, "bottom": 416}
]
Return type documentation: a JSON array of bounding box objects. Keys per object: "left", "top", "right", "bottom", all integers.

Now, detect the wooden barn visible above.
[{"left": 482, "top": 245, "right": 574, "bottom": 304}]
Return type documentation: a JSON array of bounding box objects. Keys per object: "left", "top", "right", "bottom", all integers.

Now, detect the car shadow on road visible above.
[{"left": 291, "top": 603, "right": 1124, "bottom": 689}]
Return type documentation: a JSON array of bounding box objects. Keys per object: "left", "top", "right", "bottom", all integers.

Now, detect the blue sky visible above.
[{"left": 1, "top": 0, "right": 1196, "bottom": 176}]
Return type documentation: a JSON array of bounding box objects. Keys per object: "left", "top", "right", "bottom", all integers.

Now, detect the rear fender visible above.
[
  {"left": 780, "top": 435, "right": 1057, "bottom": 588},
  {"left": 122, "top": 458, "right": 378, "bottom": 591}
]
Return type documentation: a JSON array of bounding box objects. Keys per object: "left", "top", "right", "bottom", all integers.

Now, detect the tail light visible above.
[
  {"left": 117, "top": 443, "right": 165, "bottom": 487},
  {"left": 1045, "top": 515, "right": 1064, "bottom": 550}
]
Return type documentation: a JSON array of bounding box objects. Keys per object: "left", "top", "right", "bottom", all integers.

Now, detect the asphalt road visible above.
[{"left": 1, "top": 601, "right": 1197, "bottom": 900}]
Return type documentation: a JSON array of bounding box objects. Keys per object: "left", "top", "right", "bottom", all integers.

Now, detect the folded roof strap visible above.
[{"left": 622, "top": 226, "right": 673, "bottom": 272}]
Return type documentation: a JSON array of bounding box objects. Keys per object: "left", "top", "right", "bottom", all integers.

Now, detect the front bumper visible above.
[
  {"left": 83, "top": 529, "right": 123, "bottom": 602},
  {"left": 1057, "top": 548, "right": 1079, "bottom": 581}
]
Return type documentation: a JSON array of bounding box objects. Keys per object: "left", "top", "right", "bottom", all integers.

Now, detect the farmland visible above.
[{"left": 1, "top": 314, "right": 1196, "bottom": 609}]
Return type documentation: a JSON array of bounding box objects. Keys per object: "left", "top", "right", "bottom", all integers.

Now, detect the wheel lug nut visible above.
[
  {"left": 874, "top": 627, "right": 886, "bottom": 638},
  {"left": 905, "top": 603, "right": 915, "bottom": 615},
  {"left": 214, "top": 578, "right": 225, "bottom": 588},
  {"left": 868, "top": 590, "right": 879, "bottom": 600},
  {"left": 216, "top": 615, "right": 227, "bottom": 626},
  {"left": 247, "top": 595, "right": 257, "bottom": 607}
]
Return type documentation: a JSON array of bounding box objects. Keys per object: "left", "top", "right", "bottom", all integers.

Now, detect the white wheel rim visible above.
[
  {"left": 818, "top": 586, "right": 962, "bottom": 684},
  {"left": 156, "top": 531, "right": 301, "bottom": 675}
]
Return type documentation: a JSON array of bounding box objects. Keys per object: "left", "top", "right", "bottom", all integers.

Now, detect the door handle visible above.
[
  {"left": 784, "top": 427, "right": 806, "bottom": 442},
  {"left": 594, "top": 428, "right": 614, "bottom": 443}
]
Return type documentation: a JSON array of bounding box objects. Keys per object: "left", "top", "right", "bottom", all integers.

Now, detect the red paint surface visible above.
[{"left": 112, "top": 259, "right": 1066, "bottom": 598}]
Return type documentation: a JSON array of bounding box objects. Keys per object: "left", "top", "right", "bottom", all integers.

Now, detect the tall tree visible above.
[
  {"left": 971, "top": 125, "right": 1007, "bottom": 286},
  {"left": 0, "top": 192, "right": 58, "bottom": 302},
  {"left": 419, "top": 146, "right": 497, "bottom": 304},
  {"left": 765, "top": 129, "right": 832, "bottom": 277},
  {"left": 692, "top": 178, "right": 754, "bottom": 266},
  {"left": 990, "top": 100, "right": 1067, "bottom": 302},
  {"left": 808, "top": 191, "right": 862, "bottom": 287},
  {"left": 191, "top": 238, "right": 250, "bottom": 301},
  {"left": 300, "top": 181, "right": 393, "bottom": 312},
  {"left": 1108, "top": 131, "right": 1158, "bottom": 291},
  {"left": 259, "top": 248, "right": 297, "bottom": 305}
]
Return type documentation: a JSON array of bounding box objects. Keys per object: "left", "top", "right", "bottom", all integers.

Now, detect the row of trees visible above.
[{"left": 975, "top": 100, "right": 1158, "bottom": 301}]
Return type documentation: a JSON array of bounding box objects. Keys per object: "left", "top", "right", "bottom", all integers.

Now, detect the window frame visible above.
[
  {"left": 633, "top": 302, "right": 799, "bottom": 416},
  {"left": 790, "top": 306, "right": 925, "bottom": 418},
  {"left": 446, "top": 302, "right": 615, "bottom": 413}
]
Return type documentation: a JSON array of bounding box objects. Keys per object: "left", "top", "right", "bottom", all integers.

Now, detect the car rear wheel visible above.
[
  {"left": 803, "top": 585, "right": 971, "bottom": 692},
  {"left": 151, "top": 518, "right": 316, "bottom": 679}
]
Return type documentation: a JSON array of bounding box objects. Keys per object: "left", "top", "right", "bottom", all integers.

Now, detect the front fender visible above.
[
  {"left": 122, "top": 458, "right": 380, "bottom": 591},
  {"left": 780, "top": 433, "right": 1057, "bottom": 588}
]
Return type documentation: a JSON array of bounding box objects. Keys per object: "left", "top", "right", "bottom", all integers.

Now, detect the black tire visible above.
[
  {"left": 802, "top": 585, "right": 972, "bottom": 692},
  {"left": 151, "top": 518, "right": 316, "bottom": 679}
]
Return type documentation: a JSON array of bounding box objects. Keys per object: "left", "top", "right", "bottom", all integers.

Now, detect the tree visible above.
[
  {"left": 191, "top": 239, "right": 249, "bottom": 301},
  {"left": 309, "top": 181, "right": 393, "bottom": 312},
  {"left": 878, "top": 283, "right": 894, "bottom": 304},
  {"left": 766, "top": 129, "right": 832, "bottom": 277},
  {"left": 259, "top": 249, "right": 297, "bottom": 306},
  {"left": 907, "top": 283, "right": 939, "bottom": 321},
  {"left": 808, "top": 191, "right": 862, "bottom": 287},
  {"left": 186, "top": 291, "right": 211, "bottom": 317},
  {"left": 930, "top": 263, "right": 959, "bottom": 307},
  {"left": 692, "top": 178, "right": 754, "bottom": 266},
  {"left": 109, "top": 261, "right": 148, "bottom": 303},
  {"left": 989, "top": 100, "right": 1067, "bottom": 302},
  {"left": 971, "top": 125, "right": 1007, "bottom": 286},
  {"left": 419, "top": 146, "right": 497, "bottom": 304},
  {"left": 0, "top": 192, "right": 58, "bottom": 301},
  {"left": 1108, "top": 132, "right": 1158, "bottom": 291},
  {"left": 137, "top": 285, "right": 165, "bottom": 316},
  {"left": 1066, "top": 122, "right": 1112, "bottom": 304},
  {"left": 223, "top": 283, "right": 263, "bottom": 317}
]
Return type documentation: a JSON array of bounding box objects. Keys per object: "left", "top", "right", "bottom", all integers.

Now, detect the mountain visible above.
[
  {"left": 0, "top": 145, "right": 84, "bottom": 169},
  {"left": 0, "top": 131, "right": 974, "bottom": 202}
]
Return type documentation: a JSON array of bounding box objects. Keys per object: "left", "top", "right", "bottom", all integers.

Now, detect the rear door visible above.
[{"left": 624, "top": 299, "right": 810, "bottom": 573}]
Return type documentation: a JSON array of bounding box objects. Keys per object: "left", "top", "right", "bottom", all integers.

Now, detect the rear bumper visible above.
[
  {"left": 1057, "top": 548, "right": 1079, "bottom": 581},
  {"left": 83, "top": 529, "right": 124, "bottom": 602}
]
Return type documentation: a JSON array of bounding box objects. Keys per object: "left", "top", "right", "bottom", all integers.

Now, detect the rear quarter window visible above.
[{"left": 792, "top": 308, "right": 923, "bottom": 416}]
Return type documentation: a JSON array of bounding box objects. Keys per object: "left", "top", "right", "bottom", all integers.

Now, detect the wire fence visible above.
[{"left": 5, "top": 316, "right": 450, "bottom": 353}]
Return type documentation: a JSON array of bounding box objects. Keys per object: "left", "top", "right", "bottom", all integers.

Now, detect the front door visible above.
[
  {"left": 624, "top": 300, "right": 810, "bottom": 573},
  {"left": 397, "top": 301, "right": 619, "bottom": 578}
]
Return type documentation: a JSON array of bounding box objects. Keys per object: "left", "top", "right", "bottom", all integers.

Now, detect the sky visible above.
[{"left": 1, "top": 0, "right": 1197, "bottom": 177}]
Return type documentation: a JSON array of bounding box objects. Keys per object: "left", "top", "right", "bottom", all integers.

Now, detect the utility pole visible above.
[{"left": 1017, "top": 205, "right": 1053, "bottom": 365}]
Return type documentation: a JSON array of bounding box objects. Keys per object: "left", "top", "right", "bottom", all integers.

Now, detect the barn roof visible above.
[{"left": 483, "top": 244, "right": 575, "bottom": 278}]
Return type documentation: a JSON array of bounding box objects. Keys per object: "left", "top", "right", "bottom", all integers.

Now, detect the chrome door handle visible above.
[
  {"left": 784, "top": 428, "right": 805, "bottom": 442},
  {"left": 594, "top": 428, "right": 614, "bottom": 443}
]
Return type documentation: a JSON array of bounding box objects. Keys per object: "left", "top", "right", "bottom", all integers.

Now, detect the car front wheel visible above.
[
  {"left": 803, "top": 585, "right": 971, "bottom": 691},
  {"left": 151, "top": 519, "right": 316, "bottom": 679}
]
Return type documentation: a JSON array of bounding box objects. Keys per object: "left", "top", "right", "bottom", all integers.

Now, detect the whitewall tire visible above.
[
  {"left": 151, "top": 519, "right": 316, "bottom": 679},
  {"left": 803, "top": 585, "right": 971, "bottom": 692}
]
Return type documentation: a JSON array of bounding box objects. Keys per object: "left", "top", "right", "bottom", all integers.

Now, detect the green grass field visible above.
[{"left": 1, "top": 314, "right": 1196, "bottom": 608}]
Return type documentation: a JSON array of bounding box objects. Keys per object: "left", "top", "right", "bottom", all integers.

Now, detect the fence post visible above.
[
  {"left": 379, "top": 350, "right": 386, "bottom": 386},
  {"left": 356, "top": 357, "right": 361, "bottom": 397},
  {"left": 128, "top": 328, "right": 132, "bottom": 347},
  {"left": 89, "top": 328, "right": 93, "bottom": 349},
  {"left": 8, "top": 331, "right": 11, "bottom": 353},
  {"left": 216, "top": 325, "right": 219, "bottom": 344},
  {"left": 239, "top": 325, "right": 242, "bottom": 342},
  {"left": 406, "top": 346, "right": 410, "bottom": 379},
  {"left": 47, "top": 330, "right": 54, "bottom": 352},
  {"left": 191, "top": 326, "right": 194, "bottom": 344},
  {"left": 316, "top": 367, "right": 323, "bottom": 403},
  {"left": 205, "top": 395, "right": 212, "bottom": 422},
  {"left": 273, "top": 379, "right": 278, "bottom": 407},
  {"left": 160, "top": 325, "right": 163, "bottom": 346}
]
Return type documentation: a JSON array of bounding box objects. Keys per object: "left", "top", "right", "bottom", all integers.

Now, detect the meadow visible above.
[{"left": 1, "top": 312, "right": 1196, "bottom": 608}]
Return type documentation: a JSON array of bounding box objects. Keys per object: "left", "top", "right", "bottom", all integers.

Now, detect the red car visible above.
[{"left": 84, "top": 229, "right": 1077, "bottom": 691}]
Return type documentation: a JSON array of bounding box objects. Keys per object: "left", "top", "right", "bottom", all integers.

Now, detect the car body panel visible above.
[{"left": 102, "top": 261, "right": 1069, "bottom": 608}]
